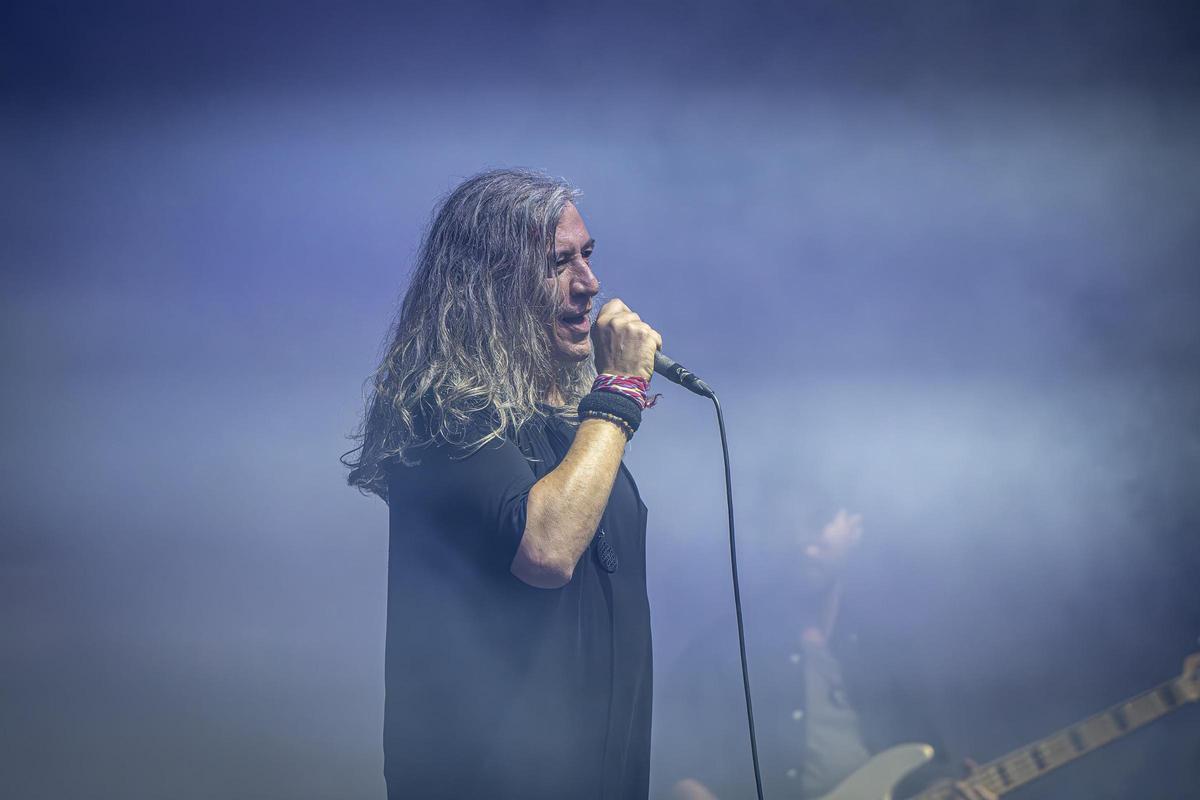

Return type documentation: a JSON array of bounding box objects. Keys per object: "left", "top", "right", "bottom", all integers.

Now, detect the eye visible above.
[{"left": 554, "top": 250, "right": 579, "bottom": 274}]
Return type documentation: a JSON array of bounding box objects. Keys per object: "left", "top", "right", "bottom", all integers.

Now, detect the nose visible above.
[{"left": 569, "top": 260, "right": 600, "bottom": 300}]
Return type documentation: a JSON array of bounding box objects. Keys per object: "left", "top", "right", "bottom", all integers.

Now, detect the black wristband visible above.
[
  {"left": 579, "top": 410, "right": 635, "bottom": 440},
  {"left": 578, "top": 390, "right": 642, "bottom": 433}
]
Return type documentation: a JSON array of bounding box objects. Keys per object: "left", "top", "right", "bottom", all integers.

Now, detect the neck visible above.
[
  {"left": 914, "top": 669, "right": 1197, "bottom": 799},
  {"left": 543, "top": 385, "right": 565, "bottom": 406}
]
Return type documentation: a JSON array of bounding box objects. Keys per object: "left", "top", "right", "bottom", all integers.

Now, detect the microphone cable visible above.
[
  {"left": 653, "top": 352, "right": 764, "bottom": 799},
  {"left": 708, "top": 390, "right": 765, "bottom": 800}
]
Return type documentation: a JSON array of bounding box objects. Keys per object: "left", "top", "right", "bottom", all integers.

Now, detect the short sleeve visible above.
[{"left": 387, "top": 435, "right": 537, "bottom": 569}]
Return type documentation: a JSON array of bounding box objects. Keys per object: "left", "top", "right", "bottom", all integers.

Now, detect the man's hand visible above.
[
  {"left": 591, "top": 298, "right": 662, "bottom": 380},
  {"left": 804, "top": 508, "right": 863, "bottom": 575},
  {"left": 929, "top": 759, "right": 998, "bottom": 800},
  {"left": 952, "top": 758, "right": 999, "bottom": 800},
  {"left": 798, "top": 508, "right": 863, "bottom": 639}
]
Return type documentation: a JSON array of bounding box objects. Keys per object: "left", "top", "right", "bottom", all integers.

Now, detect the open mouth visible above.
[{"left": 557, "top": 309, "right": 591, "bottom": 333}]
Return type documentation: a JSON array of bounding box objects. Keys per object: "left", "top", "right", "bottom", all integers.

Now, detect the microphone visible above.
[{"left": 654, "top": 351, "right": 714, "bottom": 398}]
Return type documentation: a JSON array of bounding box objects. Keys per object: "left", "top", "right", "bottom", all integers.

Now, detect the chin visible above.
[
  {"left": 553, "top": 341, "right": 592, "bottom": 364},
  {"left": 564, "top": 349, "right": 592, "bottom": 364}
]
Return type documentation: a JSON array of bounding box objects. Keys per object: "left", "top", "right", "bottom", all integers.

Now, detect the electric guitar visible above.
[{"left": 819, "top": 651, "right": 1200, "bottom": 800}]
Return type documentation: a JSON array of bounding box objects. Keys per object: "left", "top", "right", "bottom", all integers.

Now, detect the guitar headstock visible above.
[{"left": 1179, "top": 652, "right": 1200, "bottom": 703}]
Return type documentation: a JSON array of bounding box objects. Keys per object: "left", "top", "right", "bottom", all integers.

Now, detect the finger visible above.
[
  {"left": 597, "top": 298, "right": 629, "bottom": 322},
  {"left": 609, "top": 311, "right": 645, "bottom": 332},
  {"left": 606, "top": 310, "right": 640, "bottom": 327},
  {"left": 618, "top": 316, "right": 658, "bottom": 344}
]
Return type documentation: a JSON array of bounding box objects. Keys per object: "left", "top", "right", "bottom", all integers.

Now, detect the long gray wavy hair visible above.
[{"left": 344, "top": 168, "right": 595, "bottom": 501}]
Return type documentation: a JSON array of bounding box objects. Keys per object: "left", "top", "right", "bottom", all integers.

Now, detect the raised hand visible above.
[
  {"left": 591, "top": 298, "right": 662, "bottom": 381},
  {"left": 804, "top": 508, "right": 864, "bottom": 575}
]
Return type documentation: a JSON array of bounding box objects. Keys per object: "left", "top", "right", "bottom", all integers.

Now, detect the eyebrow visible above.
[{"left": 556, "top": 238, "right": 596, "bottom": 258}]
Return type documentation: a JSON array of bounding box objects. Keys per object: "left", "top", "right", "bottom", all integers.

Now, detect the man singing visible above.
[{"left": 344, "top": 169, "right": 661, "bottom": 799}]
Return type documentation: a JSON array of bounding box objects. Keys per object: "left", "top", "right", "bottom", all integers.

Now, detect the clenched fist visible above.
[{"left": 591, "top": 299, "right": 662, "bottom": 381}]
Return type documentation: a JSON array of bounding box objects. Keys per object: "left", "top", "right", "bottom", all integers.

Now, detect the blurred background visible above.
[{"left": 1, "top": 1, "right": 1197, "bottom": 798}]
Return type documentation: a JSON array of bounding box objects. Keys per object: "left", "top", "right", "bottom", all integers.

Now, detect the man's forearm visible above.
[{"left": 510, "top": 418, "right": 627, "bottom": 588}]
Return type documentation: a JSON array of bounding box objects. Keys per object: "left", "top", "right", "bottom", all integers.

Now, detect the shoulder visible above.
[
  {"left": 392, "top": 407, "right": 508, "bottom": 462},
  {"left": 385, "top": 409, "right": 542, "bottom": 493}
]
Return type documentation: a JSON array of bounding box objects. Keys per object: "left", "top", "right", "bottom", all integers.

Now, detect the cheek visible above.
[
  {"left": 542, "top": 279, "right": 565, "bottom": 335},
  {"left": 547, "top": 273, "right": 571, "bottom": 306}
]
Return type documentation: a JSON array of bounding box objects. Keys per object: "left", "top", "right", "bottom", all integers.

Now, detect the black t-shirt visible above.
[{"left": 383, "top": 411, "right": 653, "bottom": 799}]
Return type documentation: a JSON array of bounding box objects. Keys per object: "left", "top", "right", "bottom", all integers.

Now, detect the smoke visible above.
[{"left": 3, "top": 2, "right": 1198, "bottom": 798}]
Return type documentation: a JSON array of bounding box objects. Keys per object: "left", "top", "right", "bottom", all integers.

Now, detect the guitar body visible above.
[
  {"left": 818, "top": 743, "right": 935, "bottom": 800},
  {"left": 813, "top": 651, "right": 1198, "bottom": 800}
]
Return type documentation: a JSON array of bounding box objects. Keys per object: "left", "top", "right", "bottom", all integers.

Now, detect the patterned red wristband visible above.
[{"left": 592, "top": 374, "right": 659, "bottom": 410}]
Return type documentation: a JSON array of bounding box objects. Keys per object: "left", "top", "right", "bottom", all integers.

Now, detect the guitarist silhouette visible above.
[{"left": 658, "top": 509, "right": 996, "bottom": 800}]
